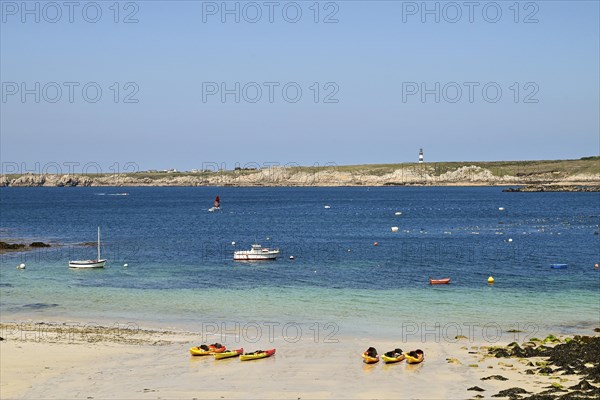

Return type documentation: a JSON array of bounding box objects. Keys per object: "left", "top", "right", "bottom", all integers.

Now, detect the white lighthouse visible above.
[{"left": 418, "top": 148, "right": 424, "bottom": 163}]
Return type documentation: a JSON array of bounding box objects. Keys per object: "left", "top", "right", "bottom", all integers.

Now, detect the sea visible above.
[{"left": 1, "top": 187, "right": 599, "bottom": 342}]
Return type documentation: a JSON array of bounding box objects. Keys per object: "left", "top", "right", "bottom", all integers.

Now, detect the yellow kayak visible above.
[
  {"left": 214, "top": 348, "right": 243, "bottom": 360},
  {"left": 190, "top": 346, "right": 213, "bottom": 356},
  {"left": 190, "top": 343, "right": 227, "bottom": 356},
  {"left": 362, "top": 347, "right": 379, "bottom": 364},
  {"left": 382, "top": 349, "right": 405, "bottom": 364},
  {"left": 240, "top": 349, "right": 276, "bottom": 361},
  {"left": 405, "top": 349, "right": 424, "bottom": 364}
]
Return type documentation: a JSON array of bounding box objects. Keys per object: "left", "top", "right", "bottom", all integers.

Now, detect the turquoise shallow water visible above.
[{"left": 1, "top": 187, "right": 599, "bottom": 341}]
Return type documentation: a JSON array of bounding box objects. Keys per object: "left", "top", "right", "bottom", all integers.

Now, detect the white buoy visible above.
[
  {"left": 391, "top": 226, "right": 399, "bottom": 232},
  {"left": 395, "top": 212, "right": 402, "bottom": 216},
  {"left": 123, "top": 263, "right": 128, "bottom": 267},
  {"left": 508, "top": 238, "right": 513, "bottom": 242},
  {"left": 289, "top": 256, "right": 294, "bottom": 260},
  {"left": 16, "top": 263, "right": 26, "bottom": 269},
  {"left": 231, "top": 241, "right": 236, "bottom": 245},
  {"left": 499, "top": 207, "right": 505, "bottom": 211},
  {"left": 324, "top": 205, "right": 331, "bottom": 209}
]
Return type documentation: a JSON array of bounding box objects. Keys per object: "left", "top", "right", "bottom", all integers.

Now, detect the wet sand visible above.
[{"left": 2, "top": 321, "right": 597, "bottom": 399}]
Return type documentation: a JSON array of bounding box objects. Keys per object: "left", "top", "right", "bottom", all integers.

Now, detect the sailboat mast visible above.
[{"left": 97, "top": 226, "right": 101, "bottom": 260}]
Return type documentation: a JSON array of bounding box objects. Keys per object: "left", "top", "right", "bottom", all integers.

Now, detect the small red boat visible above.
[{"left": 429, "top": 277, "right": 451, "bottom": 285}]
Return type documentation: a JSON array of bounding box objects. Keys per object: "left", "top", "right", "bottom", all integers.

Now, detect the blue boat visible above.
[{"left": 551, "top": 264, "right": 568, "bottom": 269}]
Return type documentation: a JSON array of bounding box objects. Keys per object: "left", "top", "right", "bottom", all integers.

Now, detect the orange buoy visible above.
[
  {"left": 595, "top": 263, "right": 599, "bottom": 269},
  {"left": 373, "top": 242, "right": 379, "bottom": 246}
]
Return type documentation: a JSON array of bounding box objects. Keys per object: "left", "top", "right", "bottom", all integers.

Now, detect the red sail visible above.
[{"left": 214, "top": 196, "right": 220, "bottom": 208}]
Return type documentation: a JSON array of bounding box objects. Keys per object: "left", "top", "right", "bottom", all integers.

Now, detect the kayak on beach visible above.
[
  {"left": 382, "top": 348, "right": 405, "bottom": 364},
  {"left": 189, "top": 343, "right": 226, "bottom": 356},
  {"left": 361, "top": 347, "right": 379, "bottom": 364},
  {"left": 405, "top": 349, "right": 424, "bottom": 364},
  {"left": 240, "top": 349, "right": 276, "bottom": 361},
  {"left": 214, "top": 348, "right": 243, "bottom": 360}
]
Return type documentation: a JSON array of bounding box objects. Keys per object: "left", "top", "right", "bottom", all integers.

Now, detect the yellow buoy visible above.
[{"left": 488, "top": 276, "right": 495, "bottom": 284}]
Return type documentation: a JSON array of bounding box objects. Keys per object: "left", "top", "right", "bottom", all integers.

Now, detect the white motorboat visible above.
[
  {"left": 69, "top": 227, "right": 106, "bottom": 269},
  {"left": 233, "top": 244, "right": 280, "bottom": 261}
]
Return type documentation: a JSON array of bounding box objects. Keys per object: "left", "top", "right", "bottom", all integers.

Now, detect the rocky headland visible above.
[{"left": 1, "top": 158, "right": 598, "bottom": 188}]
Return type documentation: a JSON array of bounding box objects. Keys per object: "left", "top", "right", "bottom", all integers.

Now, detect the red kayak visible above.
[{"left": 429, "top": 277, "right": 451, "bottom": 285}]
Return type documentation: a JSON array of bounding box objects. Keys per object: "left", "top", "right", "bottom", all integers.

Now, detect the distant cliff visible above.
[{"left": 1, "top": 158, "right": 599, "bottom": 188}]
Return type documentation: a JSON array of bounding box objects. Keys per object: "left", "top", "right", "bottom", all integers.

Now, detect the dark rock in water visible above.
[
  {"left": 503, "top": 185, "right": 600, "bottom": 193},
  {"left": 468, "top": 386, "right": 485, "bottom": 392},
  {"left": 569, "top": 380, "right": 594, "bottom": 391},
  {"left": 30, "top": 242, "right": 50, "bottom": 247},
  {"left": 492, "top": 387, "right": 529, "bottom": 398},
  {"left": 594, "top": 328, "right": 600, "bottom": 333},
  {"left": 0, "top": 337, "right": 4, "bottom": 341},
  {"left": 0, "top": 242, "right": 26, "bottom": 250},
  {"left": 525, "top": 369, "right": 536, "bottom": 375},
  {"left": 473, "top": 396, "right": 484, "bottom": 399},
  {"left": 482, "top": 375, "right": 509, "bottom": 381}
]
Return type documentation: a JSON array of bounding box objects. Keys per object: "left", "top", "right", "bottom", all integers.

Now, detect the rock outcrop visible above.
[{"left": 1, "top": 161, "right": 599, "bottom": 187}]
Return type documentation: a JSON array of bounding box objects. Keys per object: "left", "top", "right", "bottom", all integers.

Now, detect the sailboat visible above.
[
  {"left": 68, "top": 226, "right": 107, "bottom": 268},
  {"left": 208, "top": 195, "right": 221, "bottom": 212}
]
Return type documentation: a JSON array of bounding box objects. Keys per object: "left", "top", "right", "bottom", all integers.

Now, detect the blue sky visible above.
[{"left": 1, "top": 1, "right": 599, "bottom": 172}]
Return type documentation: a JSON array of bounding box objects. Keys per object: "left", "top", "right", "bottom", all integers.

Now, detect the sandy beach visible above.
[{"left": 1, "top": 320, "right": 598, "bottom": 399}]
